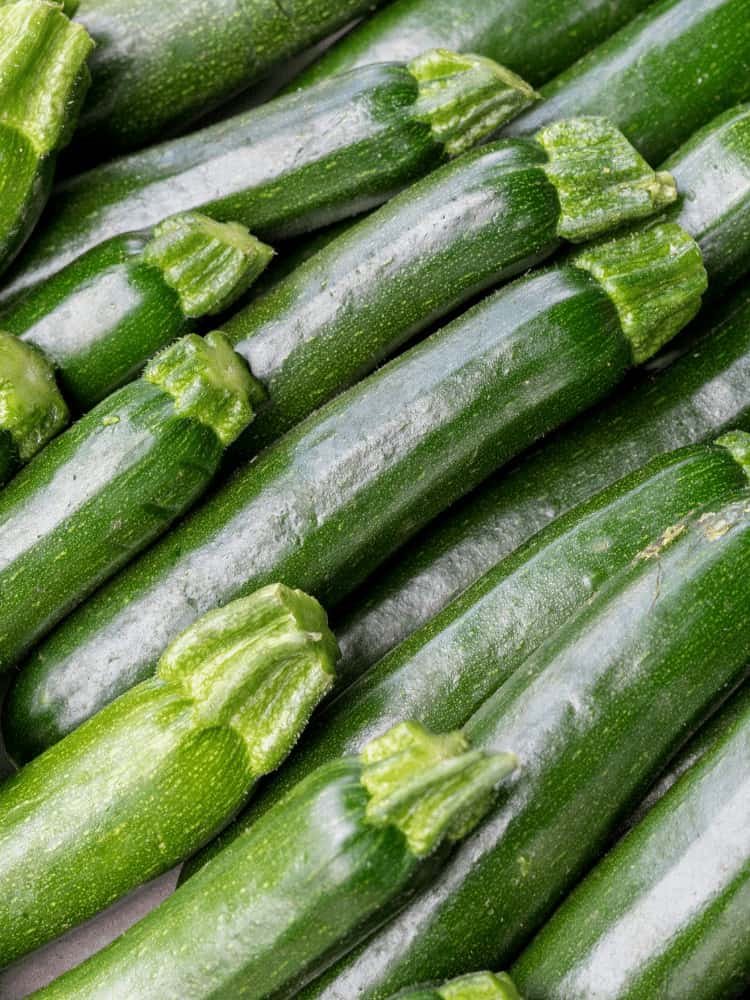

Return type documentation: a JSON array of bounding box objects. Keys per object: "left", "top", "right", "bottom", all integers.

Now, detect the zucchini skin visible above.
[
  {"left": 184, "top": 439, "right": 750, "bottom": 878},
  {"left": 506, "top": 0, "right": 750, "bottom": 163},
  {"left": 512, "top": 683, "right": 750, "bottom": 1000},
  {"left": 72, "top": 0, "right": 386, "bottom": 156},
  {"left": 4, "top": 266, "right": 630, "bottom": 760},
  {"left": 306, "top": 497, "right": 750, "bottom": 997},
  {"left": 295, "top": 0, "right": 652, "bottom": 90},
  {"left": 0, "top": 432, "right": 18, "bottom": 489},
  {"left": 0, "top": 382, "right": 222, "bottom": 670},
  {"left": 333, "top": 103, "right": 750, "bottom": 679}
]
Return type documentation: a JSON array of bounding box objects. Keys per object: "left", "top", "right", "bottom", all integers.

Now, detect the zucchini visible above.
[
  {"left": 295, "top": 0, "right": 653, "bottom": 90},
  {"left": 0, "top": 50, "right": 537, "bottom": 304},
  {"left": 334, "top": 103, "right": 750, "bottom": 680},
  {"left": 0, "top": 1, "right": 92, "bottom": 275},
  {"left": 0, "top": 331, "right": 260, "bottom": 670},
  {"left": 225, "top": 117, "right": 676, "bottom": 454},
  {"left": 512, "top": 683, "right": 750, "bottom": 1000},
  {"left": 0, "top": 585, "right": 338, "bottom": 967},
  {"left": 386, "top": 972, "right": 521, "bottom": 1000},
  {"left": 505, "top": 0, "right": 750, "bottom": 164},
  {"left": 183, "top": 434, "right": 750, "bottom": 877},
  {"left": 1, "top": 212, "right": 273, "bottom": 412},
  {"left": 34, "top": 722, "right": 517, "bottom": 998},
  {"left": 69, "top": 1, "right": 388, "bottom": 156},
  {"left": 304, "top": 494, "right": 750, "bottom": 997},
  {"left": 3, "top": 221, "right": 707, "bottom": 762}
]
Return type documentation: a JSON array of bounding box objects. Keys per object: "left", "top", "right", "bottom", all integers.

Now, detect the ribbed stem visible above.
[
  {"left": 158, "top": 584, "right": 339, "bottom": 777},
  {"left": 0, "top": 332, "right": 69, "bottom": 462},
  {"left": 0, "top": 0, "right": 93, "bottom": 155},
  {"left": 409, "top": 49, "right": 538, "bottom": 158},
  {"left": 143, "top": 331, "right": 264, "bottom": 446},
  {"left": 142, "top": 212, "right": 274, "bottom": 319},
  {"left": 571, "top": 222, "right": 707, "bottom": 364},
  {"left": 717, "top": 430, "right": 750, "bottom": 480},
  {"left": 361, "top": 721, "right": 517, "bottom": 858},
  {"left": 537, "top": 117, "right": 677, "bottom": 242}
]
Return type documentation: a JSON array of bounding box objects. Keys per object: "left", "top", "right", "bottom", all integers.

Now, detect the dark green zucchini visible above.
[
  {"left": 0, "top": 331, "right": 260, "bottom": 671},
  {"left": 34, "top": 723, "right": 516, "bottom": 999},
  {"left": 294, "top": 0, "right": 653, "bottom": 90},
  {"left": 2, "top": 221, "right": 707, "bottom": 762},
  {"left": 512, "top": 683, "right": 750, "bottom": 1000},
  {"left": 182, "top": 434, "right": 750, "bottom": 878},
  {"left": 1, "top": 212, "right": 273, "bottom": 412},
  {"left": 333, "top": 103, "right": 750, "bottom": 680},
  {"left": 505, "top": 0, "right": 750, "bottom": 164},
  {"left": 386, "top": 972, "right": 521, "bottom": 1000},
  {"left": 0, "top": 585, "right": 338, "bottom": 968},
  {"left": 304, "top": 494, "right": 750, "bottom": 997},
  {"left": 0, "top": 1, "right": 92, "bottom": 275},
  {"left": 225, "top": 117, "right": 676, "bottom": 454},
  {"left": 0, "top": 50, "right": 537, "bottom": 304}
]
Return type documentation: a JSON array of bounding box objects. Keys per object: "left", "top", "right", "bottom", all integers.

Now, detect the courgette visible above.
[
  {"left": 295, "top": 0, "right": 652, "bottom": 90},
  {"left": 512, "top": 683, "right": 750, "bottom": 1000},
  {"left": 304, "top": 494, "right": 750, "bottom": 997},
  {"left": 333, "top": 103, "right": 750, "bottom": 679},
  {"left": 0, "top": 331, "right": 260, "bottom": 670},
  {"left": 3, "top": 221, "right": 706, "bottom": 761},
  {"left": 225, "top": 117, "right": 676, "bottom": 454},
  {"left": 386, "top": 972, "right": 521, "bottom": 1000},
  {"left": 0, "top": 584, "right": 338, "bottom": 967},
  {"left": 1, "top": 212, "right": 273, "bottom": 412},
  {"left": 0, "top": 49, "right": 537, "bottom": 304},
  {"left": 34, "top": 722, "right": 517, "bottom": 998},
  {"left": 505, "top": 0, "right": 750, "bottom": 164},
  {"left": 183, "top": 434, "right": 750, "bottom": 877},
  {"left": 0, "top": 1, "right": 92, "bottom": 275}
]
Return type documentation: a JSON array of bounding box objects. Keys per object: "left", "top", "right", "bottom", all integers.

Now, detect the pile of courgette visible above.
[{"left": 0, "top": 2, "right": 748, "bottom": 997}]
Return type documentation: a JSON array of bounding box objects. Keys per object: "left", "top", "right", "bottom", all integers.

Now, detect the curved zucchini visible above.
[
  {"left": 0, "top": 50, "right": 537, "bottom": 304},
  {"left": 182, "top": 434, "right": 750, "bottom": 877},
  {"left": 506, "top": 0, "right": 750, "bottom": 164},
  {"left": 34, "top": 723, "right": 516, "bottom": 999},
  {"left": 512, "top": 683, "right": 750, "bottom": 1000},
  {"left": 0, "top": 585, "right": 337, "bottom": 968},
  {"left": 0, "top": 1, "right": 92, "bottom": 274},
  {"left": 2, "top": 221, "right": 707, "bottom": 761},
  {"left": 387, "top": 972, "right": 521, "bottom": 1000},
  {"left": 0, "top": 212, "right": 273, "bottom": 412},
  {"left": 0, "top": 332, "right": 260, "bottom": 670},
  {"left": 333, "top": 103, "right": 750, "bottom": 680},
  {"left": 305, "top": 494, "right": 750, "bottom": 997},
  {"left": 295, "top": 0, "right": 652, "bottom": 90},
  {"left": 225, "top": 117, "right": 676, "bottom": 454}
]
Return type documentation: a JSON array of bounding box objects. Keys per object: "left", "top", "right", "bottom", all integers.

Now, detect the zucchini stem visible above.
[
  {"left": 434, "top": 971, "right": 522, "bottom": 1000},
  {"left": 0, "top": 332, "right": 68, "bottom": 462}
]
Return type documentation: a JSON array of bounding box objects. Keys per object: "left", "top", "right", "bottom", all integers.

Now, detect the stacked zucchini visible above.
[{"left": 1, "top": 1, "right": 749, "bottom": 997}]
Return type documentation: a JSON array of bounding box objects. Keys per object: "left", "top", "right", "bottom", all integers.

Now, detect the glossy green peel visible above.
[{"left": 0, "top": 332, "right": 68, "bottom": 462}]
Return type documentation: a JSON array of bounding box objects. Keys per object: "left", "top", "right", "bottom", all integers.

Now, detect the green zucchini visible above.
[
  {"left": 0, "top": 585, "right": 337, "bottom": 967},
  {"left": 2, "top": 221, "right": 707, "bottom": 762},
  {"left": 512, "top": 683, "right": 750, "bottom": 1000},
  {"left": 304, "top": 494, "right": 750, "bottom": 997},
  {"left": 505, "top": 0, "right": 750, "bottom": 164},
  {"left": 34, "top": 722, "right": 517, "bottom": 998},
  {"left": 386, "top": 972, "right": 521, "bottom": 1000},
  {"left": 294, "top": 0, "right": 653, "bottom": 90},
  {"left": 183, "top": 434, "right": 750, "bottom": 877},
  {"left": 1, "top": 212, "right": 273, "bottom": 412},
  {"left": 333, "top": 103, "right": 750, "bottom": 680},
  {"left": 0, "top": 1, "right": 92, "bottom": 275},
  {"left": 0, "top": 331, "right": 260, "bottom": 670},
  {"left": 0, "top": 50, "right": 536, "bottom": 305},
  {"left": 225, "top": 117, "right": 676, "bottom": 454}
]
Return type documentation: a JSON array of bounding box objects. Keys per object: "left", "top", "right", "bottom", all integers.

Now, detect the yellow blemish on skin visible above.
[
  {"left": 636, "top": 520, "right": 687, "bottom": 561},
  {"left": 698, "top": 513, "right": 733, "bottom": 541}
]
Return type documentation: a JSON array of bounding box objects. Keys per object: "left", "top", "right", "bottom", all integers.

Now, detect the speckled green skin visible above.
[
  {"left": 72, "top": 1, "right": 384, "bottom": 156},
  {"left": 295, "top": 0, "right": 652, "bottom": 90},
  {"left": 0, "top": 382, "right": 222, "bottom": 672},
  {"left": 505, "top": 0, "right": 750, "bottom": 164},
  {"left": 512, "top": 684, "right": 750, "bottom": 1000},
  {"left": 5, "top": 264, "right": 631, "bottom": 760},
  {"left": 331, "top": 103, "right": 750, "bottom": 679},
  {"left": 0, "top": 432, "right": 18, "bottom": 489},
  {"left": 305, "top": 496, "right": 750, "bottom": 998},
  {"left": 0, "top": 65, "right": 445, "bottom": 304}
]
